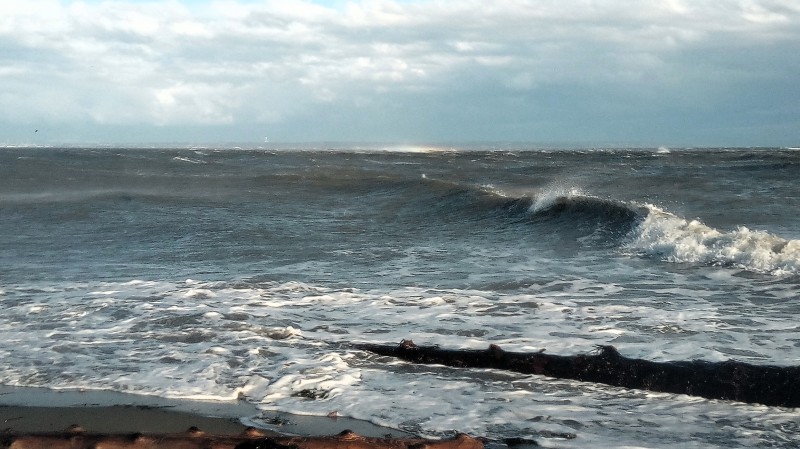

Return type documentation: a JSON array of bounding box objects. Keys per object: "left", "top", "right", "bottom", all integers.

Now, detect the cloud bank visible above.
[{"left": 2, "top": 0, "right": 799, "bottom": 145}]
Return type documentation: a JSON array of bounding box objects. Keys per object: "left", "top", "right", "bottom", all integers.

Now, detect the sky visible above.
[{"left": 1, "top": 0, "right": 799, "bottom": 146}]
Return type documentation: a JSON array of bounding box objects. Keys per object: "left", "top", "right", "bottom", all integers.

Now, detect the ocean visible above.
[{"left": 1, "top": 145, "right": 799, "bottom": 448}]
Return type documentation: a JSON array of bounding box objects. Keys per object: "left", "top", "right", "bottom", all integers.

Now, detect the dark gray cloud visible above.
[{"left": 1, "top": 0, "right": 798, "bottom": 146}]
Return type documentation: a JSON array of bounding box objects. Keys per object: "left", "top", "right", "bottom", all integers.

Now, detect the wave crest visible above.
[
  {"left": 494, "top": 185, "right": 800, "bottom": 276},
  {"left": 530, "top": 187, "right": 585, "bottom": 213}
]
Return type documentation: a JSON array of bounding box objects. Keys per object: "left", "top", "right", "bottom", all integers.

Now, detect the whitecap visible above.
[{"left": 627, "top": 205, "right": 800, "bottom": 275}]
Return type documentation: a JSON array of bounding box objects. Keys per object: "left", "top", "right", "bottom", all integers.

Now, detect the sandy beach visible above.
[
  {"left": 0, "top": 385, "right": 412, "bottom": 438},
  {"left": 0, "top": 386, "right": 491, "bottom": 449}
]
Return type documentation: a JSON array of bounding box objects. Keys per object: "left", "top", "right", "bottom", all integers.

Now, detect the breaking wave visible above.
[
  {"left": 627, "top": 205, "right": 800, "bottom": 276},
  {"left": 446, "top": 181, "right": 800, "bottom": 275}
]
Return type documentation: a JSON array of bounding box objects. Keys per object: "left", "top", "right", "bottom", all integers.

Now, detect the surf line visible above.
[{"left": 356, "top": 339, "right": 800, "bottom": 408}]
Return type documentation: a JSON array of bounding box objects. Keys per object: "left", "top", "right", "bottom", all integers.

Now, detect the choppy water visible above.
[{"left": 1, "top": 145, "right": 799, "bottom": 448}]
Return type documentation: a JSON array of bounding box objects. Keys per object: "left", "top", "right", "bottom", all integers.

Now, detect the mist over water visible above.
[{"left": 1, "top": 146, "right": 799, "bottom": 447}]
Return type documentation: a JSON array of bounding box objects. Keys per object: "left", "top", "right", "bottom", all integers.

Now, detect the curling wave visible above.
[
  {"left": 457, "top": 182, "right": 800, "bottom": 275},
  {"left": 522, "top": 189, "right": 648, "bottom": 247}
]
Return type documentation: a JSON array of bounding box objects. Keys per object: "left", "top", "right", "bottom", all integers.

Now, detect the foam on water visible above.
[
  {"left": 629, "top": 205, "right": 800, "bottom": 275},
  {"left": 1, "top": 276, "right": 799, "bottom": 447},
  {"left": 523, "top": 187, "right": 800, "bottom": 276}
]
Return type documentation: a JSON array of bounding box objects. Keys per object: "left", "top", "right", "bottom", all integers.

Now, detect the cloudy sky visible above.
[{"left": 2, "top": 0, "right": 799, "bottom": 146}]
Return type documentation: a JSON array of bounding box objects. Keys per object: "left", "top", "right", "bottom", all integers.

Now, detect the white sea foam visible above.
[
  {"left": 1, "top": 277, "right": 800, "bottom": 447},
  {"left": 629, "top": 205, "right": 800, "bottom": 275},
  {"left": 173, "top": 156, "right": 206, "bottom": 164}
]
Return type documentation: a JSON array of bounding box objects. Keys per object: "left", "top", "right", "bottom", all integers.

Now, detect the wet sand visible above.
[{"left": 0, "top": 385, "right": 412, "bottom": 438}]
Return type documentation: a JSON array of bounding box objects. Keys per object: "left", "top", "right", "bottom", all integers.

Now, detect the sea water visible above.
[{"left": 1, "top": 145, "right": 799, "bottom": 448}]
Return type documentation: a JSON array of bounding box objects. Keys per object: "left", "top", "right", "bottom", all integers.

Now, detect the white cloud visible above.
[{"left": 1, "top": 0, "right": 798, "bottom": 144}]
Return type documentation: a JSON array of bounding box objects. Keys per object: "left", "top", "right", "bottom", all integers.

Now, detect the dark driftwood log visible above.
[
  {"left": 356, "top": 340, "right": 800, "bottom": 408},
  {"left": 0, "top": 426, "right": 484, "bottom": 449}
]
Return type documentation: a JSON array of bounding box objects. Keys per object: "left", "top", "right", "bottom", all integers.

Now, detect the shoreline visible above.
[{"left": 0, "top": 385, "right": 412, "bottom": 438}]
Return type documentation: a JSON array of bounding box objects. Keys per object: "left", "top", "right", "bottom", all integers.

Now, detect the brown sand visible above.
[
  {"left": 0, "top": 405, "right": 252, "bottom": 434},
  {"left": 0, "top": 385, "right": 411, "bottom": 438}
]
